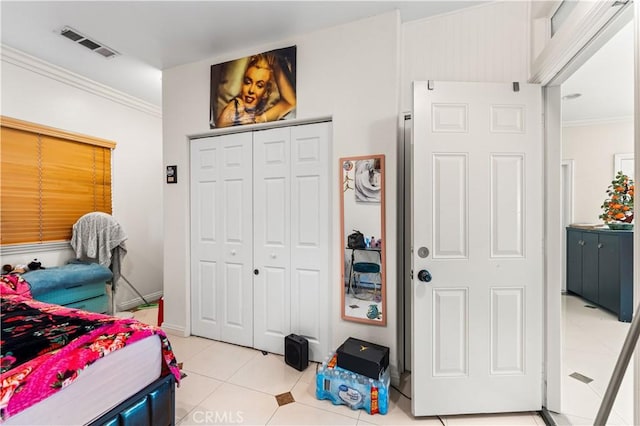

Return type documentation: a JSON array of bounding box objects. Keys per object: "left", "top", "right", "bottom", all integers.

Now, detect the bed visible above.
[{"left": 0, "top": 274, "right": 181, "bottom": 425}]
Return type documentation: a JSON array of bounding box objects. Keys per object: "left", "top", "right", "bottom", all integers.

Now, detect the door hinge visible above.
[
  {"left": 427, "top": 80, "right": 434, "bottom": 91},
  {"left": 512, "top": 82, "right": 520, "bottom": 92}
]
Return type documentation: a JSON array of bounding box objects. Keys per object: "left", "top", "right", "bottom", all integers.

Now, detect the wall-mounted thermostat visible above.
[{"left": 166, "top": 165, "right": 177, "bottom": 184}]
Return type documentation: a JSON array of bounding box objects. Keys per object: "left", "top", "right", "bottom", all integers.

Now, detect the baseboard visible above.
[
  {"left": 389, "top": 363, "right": 401, "bottom": 388},
  {"left": 162, "top": 323, "right": 188, "bottom": 337},
  {"left": 118, "top": 290, "right": 163, "bottom": 311},
  {"left": 539, "top": 407, "right": 557, "bottom": 426}
]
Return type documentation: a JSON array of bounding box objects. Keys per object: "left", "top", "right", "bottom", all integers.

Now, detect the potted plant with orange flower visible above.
[{"left": 599, "top": 171, "right": 634, "bottom": 230}]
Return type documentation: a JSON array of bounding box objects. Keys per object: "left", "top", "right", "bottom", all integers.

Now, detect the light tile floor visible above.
[
  {"left": 344, "top": 291, "right": 383, "bottom": 322},
  {"left": 131, "top": 293, "right": 633, "bottom": 426},
  {"left": 550, "top": 294, "right": 633, "bottom": 426}
]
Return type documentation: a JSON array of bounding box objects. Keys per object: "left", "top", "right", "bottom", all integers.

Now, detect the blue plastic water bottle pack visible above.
[{"left": 315, "top": 353, "right": 389, "bottom": 415}]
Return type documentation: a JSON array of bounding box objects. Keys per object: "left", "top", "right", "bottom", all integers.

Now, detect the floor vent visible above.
[
  {"left": 60, "top": 26, "right": 119, "bottom": 59},
  {"left": 569, "top": 372, "right": 594, "bottom": 384}
]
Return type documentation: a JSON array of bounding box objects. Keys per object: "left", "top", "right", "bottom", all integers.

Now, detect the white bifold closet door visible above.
[
  {"left": 253, "top": 123, "right": 330, "bottom": 360},
  {"left": 190, "top": 132, "right": 254, "bottom": 347},
  {"left": 190, "top": 121, "right": 330, "bottom": 361}
]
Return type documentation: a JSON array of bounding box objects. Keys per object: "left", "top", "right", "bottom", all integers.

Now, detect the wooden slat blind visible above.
[{"left": 1, "top": 117, "right": 115, "bottom": 245}]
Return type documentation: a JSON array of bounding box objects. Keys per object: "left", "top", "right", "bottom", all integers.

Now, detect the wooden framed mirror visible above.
[{"left": 340, "top": 155, "right": 386, "bottom": 325}]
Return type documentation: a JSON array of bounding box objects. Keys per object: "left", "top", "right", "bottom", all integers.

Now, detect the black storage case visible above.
[
  {"left": 337, "top": 337, "right": 389, "bottom": 379},
  {"left": 285, "top": 334, "right": 309, "bottom": 371}
]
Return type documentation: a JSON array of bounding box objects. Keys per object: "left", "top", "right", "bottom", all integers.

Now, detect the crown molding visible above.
[{"left": 1, "top": 44, "right": 161, "bottom": 118}]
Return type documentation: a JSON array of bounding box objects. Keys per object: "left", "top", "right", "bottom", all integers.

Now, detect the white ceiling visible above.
[
  {"left": 561, "top": 19, "right": 634, "bottom": 124},
  {"left": 0, "top": 1, "right": 634, "bottom": 122}
]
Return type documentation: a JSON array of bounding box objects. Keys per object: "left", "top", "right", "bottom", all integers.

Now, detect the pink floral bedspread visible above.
[{"left": 0, "top": 275, "right": 181, "bottom": 422}]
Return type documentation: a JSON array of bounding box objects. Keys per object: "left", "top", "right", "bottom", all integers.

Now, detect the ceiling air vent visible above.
[
  {"left": 60, "top": 26, "right": 119, "bottom": 59},
  {"left": 61, "top": 28, "right": 83, "bottom": 41}
]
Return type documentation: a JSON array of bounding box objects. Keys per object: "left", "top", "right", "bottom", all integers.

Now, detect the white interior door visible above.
[
  {"left": 190, "top": 133, "right": 253, "bottom": 346},
  {"left": 253, "top": 127, "right": 292, "bottom": 355},
  {"left": 411, "top": 81, "right": 543, "bottom": 415}
]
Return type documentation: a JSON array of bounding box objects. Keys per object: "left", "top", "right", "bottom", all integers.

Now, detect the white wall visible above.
[
  {"left": 562, "top": 119, "right": 634, "bottom": 223},
  {"left": 0, "top": 47, "right": 164, "bottom": 309},
  {"left": 162, "top": 11, "right": 402, "bottom": 372},
  {"left": 401, "top": 1, "right": 531, "bottom": 111}
]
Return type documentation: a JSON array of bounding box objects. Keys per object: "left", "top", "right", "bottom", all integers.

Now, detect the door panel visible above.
[
  {"left": 433, "top": 154, "right": 468, "bottom": 259},
  {"left": 224, "top": 263, "right": 244, "bottom": 326},
  {"left": 412, "top": 81, "right": 542, "bottom": 415},
  {"left": 597, "top": 233, "right": 620, "bottom": 313},
  {"left": 582, "top": 233, "right": 599, "bottom": 303},
  {"left": 490, "top": 154, "right": 524, "bottom": 257},
  {"left": 253, "top": 127, "right": 291, "bottom": 355},
  {"left": 290, "top": 123, "right": 330, "bottom": 361},
  {"left": 190, "top": 133, "right": 253, "bottom": 346},
  {"left": 191, "top": 140, "right": 221, "bottom": 339},
  {"left": 263, "top": 266, "right": 288, "bottom": 333},
  {"left": 195, "top": 261, "right": 216, "bottom": 325},
  {"left": 490, "top": 287, "right": 524, "bottom": 374},
  {"left": 433, "top": 288, "right": 468, "bottom": 376},
  {"left": 295, "top": 269, "right": 321, "bottom": 345},
  {"left": 566, "top": 230, "right": 583, "bottom": 294}
]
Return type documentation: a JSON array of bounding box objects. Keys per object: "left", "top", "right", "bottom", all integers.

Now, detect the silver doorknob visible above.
[{"left": 417, "top": 269, "right": 432, "bottom": 283}]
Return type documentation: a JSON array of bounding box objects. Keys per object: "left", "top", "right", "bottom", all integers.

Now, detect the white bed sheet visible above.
[{"left": 4, "top": 334, "right": 162, "bottom": 426}]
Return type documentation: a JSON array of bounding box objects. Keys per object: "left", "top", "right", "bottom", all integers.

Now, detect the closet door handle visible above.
[
  {"left": 270, "top": 253, "right": 276, "bottom": 259},
  {"left": 231, "top": 249, "right": 237, "bottom": 255},
  {"left": 598, "top": 243, "right": 604, "bottom": 249},
  {"left": 254, "top": 269, "right": 259, "bottom": 275}
]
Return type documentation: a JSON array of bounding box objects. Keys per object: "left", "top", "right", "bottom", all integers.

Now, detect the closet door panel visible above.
[
  {"left": 220, "top": 136, "right": 253, "bottom": 345},
  {"left": 294, "top": 268, "right": 321, "bottom": 348},
  {"left": 191, "top": 139, "right": 221, "bottom": 339},
  {"left": 253, "top": 127, "right": 292, "bottom": 354},
  {"left": 194, "top": 261, "right": 217, "bottom": 329},
  {"left": 191, "top": 133, "right": 253, "bottom": 346},
  {"left": 263, "top": 266, "right": 289, "bottom": 336},
  {"left": 290, "top": 122, "right": 331, "bottom": 361}
]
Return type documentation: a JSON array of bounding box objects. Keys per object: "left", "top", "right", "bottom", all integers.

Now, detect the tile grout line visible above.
[{"left": 585, "top": 380, "right": 633, "bottom": 425}]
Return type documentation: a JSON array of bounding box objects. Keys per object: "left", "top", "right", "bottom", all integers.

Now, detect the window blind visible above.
[{"left": 1, "top": 117, "right": 115, "bottom": 245}]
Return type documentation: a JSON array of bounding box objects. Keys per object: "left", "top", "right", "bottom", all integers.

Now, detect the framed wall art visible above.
[
  {"left": 209, "top": 46, "right": 296, "bottom": 128},
  {"left": 354, "top": 158, "right": 382, "bottom": 203}
]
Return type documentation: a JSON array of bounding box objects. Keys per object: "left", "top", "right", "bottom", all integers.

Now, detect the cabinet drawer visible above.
[
  {"left": 65, "top": 294, "right": 109, "bottom": 314},
  {"left": 36, "top": 281, "right": 107, "bottom": 306}
]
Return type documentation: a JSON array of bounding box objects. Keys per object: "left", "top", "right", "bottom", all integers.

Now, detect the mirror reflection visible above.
[{"left": 340, "top": 155, "right": 386, "bottom": 325}]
